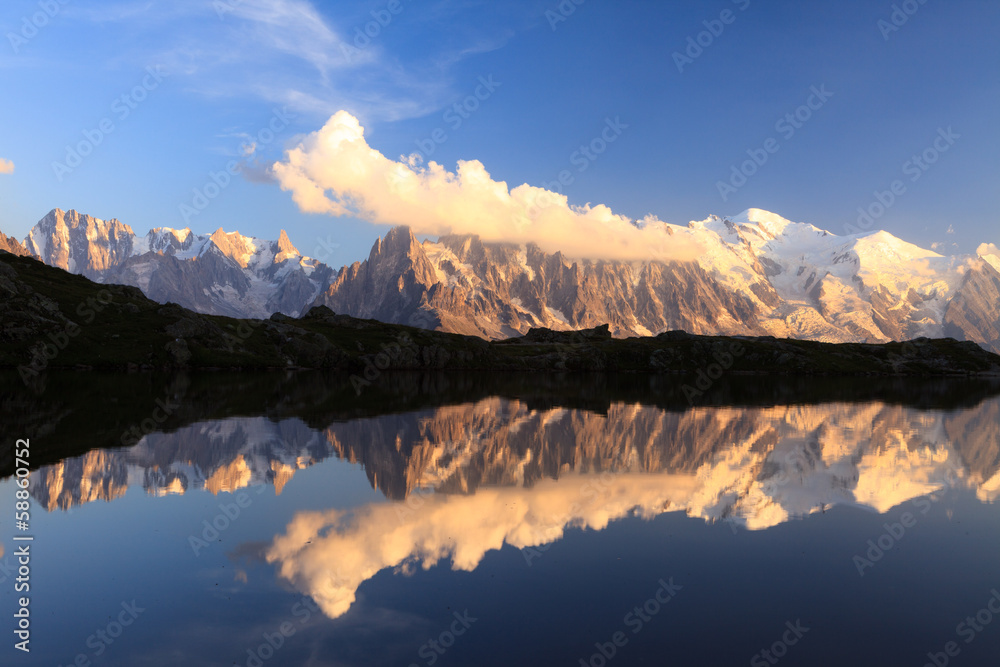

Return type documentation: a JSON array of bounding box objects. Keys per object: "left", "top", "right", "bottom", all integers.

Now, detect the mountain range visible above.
[
  {"left": 18, "top": 208, "right": 333, "bottom": 318},
  {"left": 6, "top": 207, "right": 1000, "bottom": 351}
]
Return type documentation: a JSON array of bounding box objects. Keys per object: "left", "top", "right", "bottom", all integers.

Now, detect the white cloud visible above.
[
  {"left": 946, "top": 224, "right": 955, "bottom": 234},
  {"left": 977, "top": 243, "right": 1000, "bottom": 274},
  {"left": 215, "top": 0, "right": 352, "bottom": 77},
  {"left": 0, "top": 158, "right": 13, "bottom": 174},
  {"left": 75, "top": 0, "right": 346, "bottom": 74},
  {"left": 272, "top": 111, "right": 705, "bottom": 261},
  {"left": 976, "top": 242, "right": 999, "bottom": 256},
  {"left": 66, "top": 0, "right": 503, "bottom": 123}
]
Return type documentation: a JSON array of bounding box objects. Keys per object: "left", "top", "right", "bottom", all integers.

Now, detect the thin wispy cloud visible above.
[
  {"left": 0, "top": 158, "right": 14, "bottom": 174},
  {"left": 46, "top": 0, "right": 496, "bottom": 123},
  {"left": 215, "top": 0, "right": 350, "bottom": 76}
]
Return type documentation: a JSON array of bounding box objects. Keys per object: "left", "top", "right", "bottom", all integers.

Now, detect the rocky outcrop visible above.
[
  {"left": 0, "top": 233, "right": 29, "bottom": 257},
  {"left": 318, "top": 226, "right": 442, "bottom": 329},
  {"left": 312, "top": 227, "right": 767, "bottom": 340}
]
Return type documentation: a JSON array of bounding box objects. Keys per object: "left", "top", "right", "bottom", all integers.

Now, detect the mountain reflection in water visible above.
[{"left": 10, "top": 372, "right": 998, "bottom": 620}]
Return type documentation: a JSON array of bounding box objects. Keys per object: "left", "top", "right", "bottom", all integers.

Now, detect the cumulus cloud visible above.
[
  {"left": 977, "top": 243, "right": 1000, "bottom": 274},
  {"left": 977, "top": 242, "right": 1000, "bottom": 257},
  {"left": 0, "top": 158, "right": 13, "bottom": 174},
  {"left": 271, "top": 111, "right": 704, "bottom": 261}
]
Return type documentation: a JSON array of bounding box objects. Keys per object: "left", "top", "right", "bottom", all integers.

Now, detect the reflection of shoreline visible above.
[
  {"left": 6, "top": 370, "right": 999, "bottom": 480},
  {"left": 27, "top": 397, "right": 1000, "bottom": 513}
]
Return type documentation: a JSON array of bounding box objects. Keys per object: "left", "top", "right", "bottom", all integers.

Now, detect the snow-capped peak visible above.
[
  {"left": 156, "top": 227, "right": 191, "bottom": 243},
  {"left": 731, "top": 207, "right": 794, "bottom": 230},
  {"left": 851, "top": 229, "right": 943, "bottom": 262},
  {"left": 24, "top": 208, "right": 135, "bottom": 276},
  {"left": 14, "top": 206, "right": 999, "bottom": 354},
  {"left": 976, "top": 243, "right": 1000, "bottom": 274},
  {"left": 137, "top": 227, "right": 195, "bottom": 256},
  {"left": 17, "top": 209, "right": 338, "bottom": 319}
]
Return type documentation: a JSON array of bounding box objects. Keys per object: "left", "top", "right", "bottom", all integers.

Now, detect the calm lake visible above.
[{"left": 2, "top": 372, "right": 999, "bottom": 666}]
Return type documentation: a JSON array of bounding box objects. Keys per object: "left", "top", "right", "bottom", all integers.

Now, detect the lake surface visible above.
[{"left": 1, "top": 371, "right": 999, "bottom": 666}]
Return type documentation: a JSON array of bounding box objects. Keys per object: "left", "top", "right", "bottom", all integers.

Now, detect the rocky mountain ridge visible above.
[
  {"left": 5, "top": 245, "right": 1000, "bottom": 379},
  {"left": 21, "top": 208, "right": 334, "bottom": 317},
  {"left": 6, "top": 207, "right": 1000, "bottom": 352},
  {"left": 0, "top": 232, "right": 29, "bottom": 257},
  {"left": 313, "top": 209, "right": 1000, "bottom": 352}
]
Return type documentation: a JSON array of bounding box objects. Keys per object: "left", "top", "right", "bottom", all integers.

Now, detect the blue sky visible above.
[{"left": 1, "top": 0, "right": 997, "bottom": 264}]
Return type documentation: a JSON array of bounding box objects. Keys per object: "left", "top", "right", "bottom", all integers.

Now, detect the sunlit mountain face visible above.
[
  {"left": 14, "top": 207, "right": 1000, "bottom": 351},
  {"left": 18, "top": 378, "right": 1000, "bottom": 623}
]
